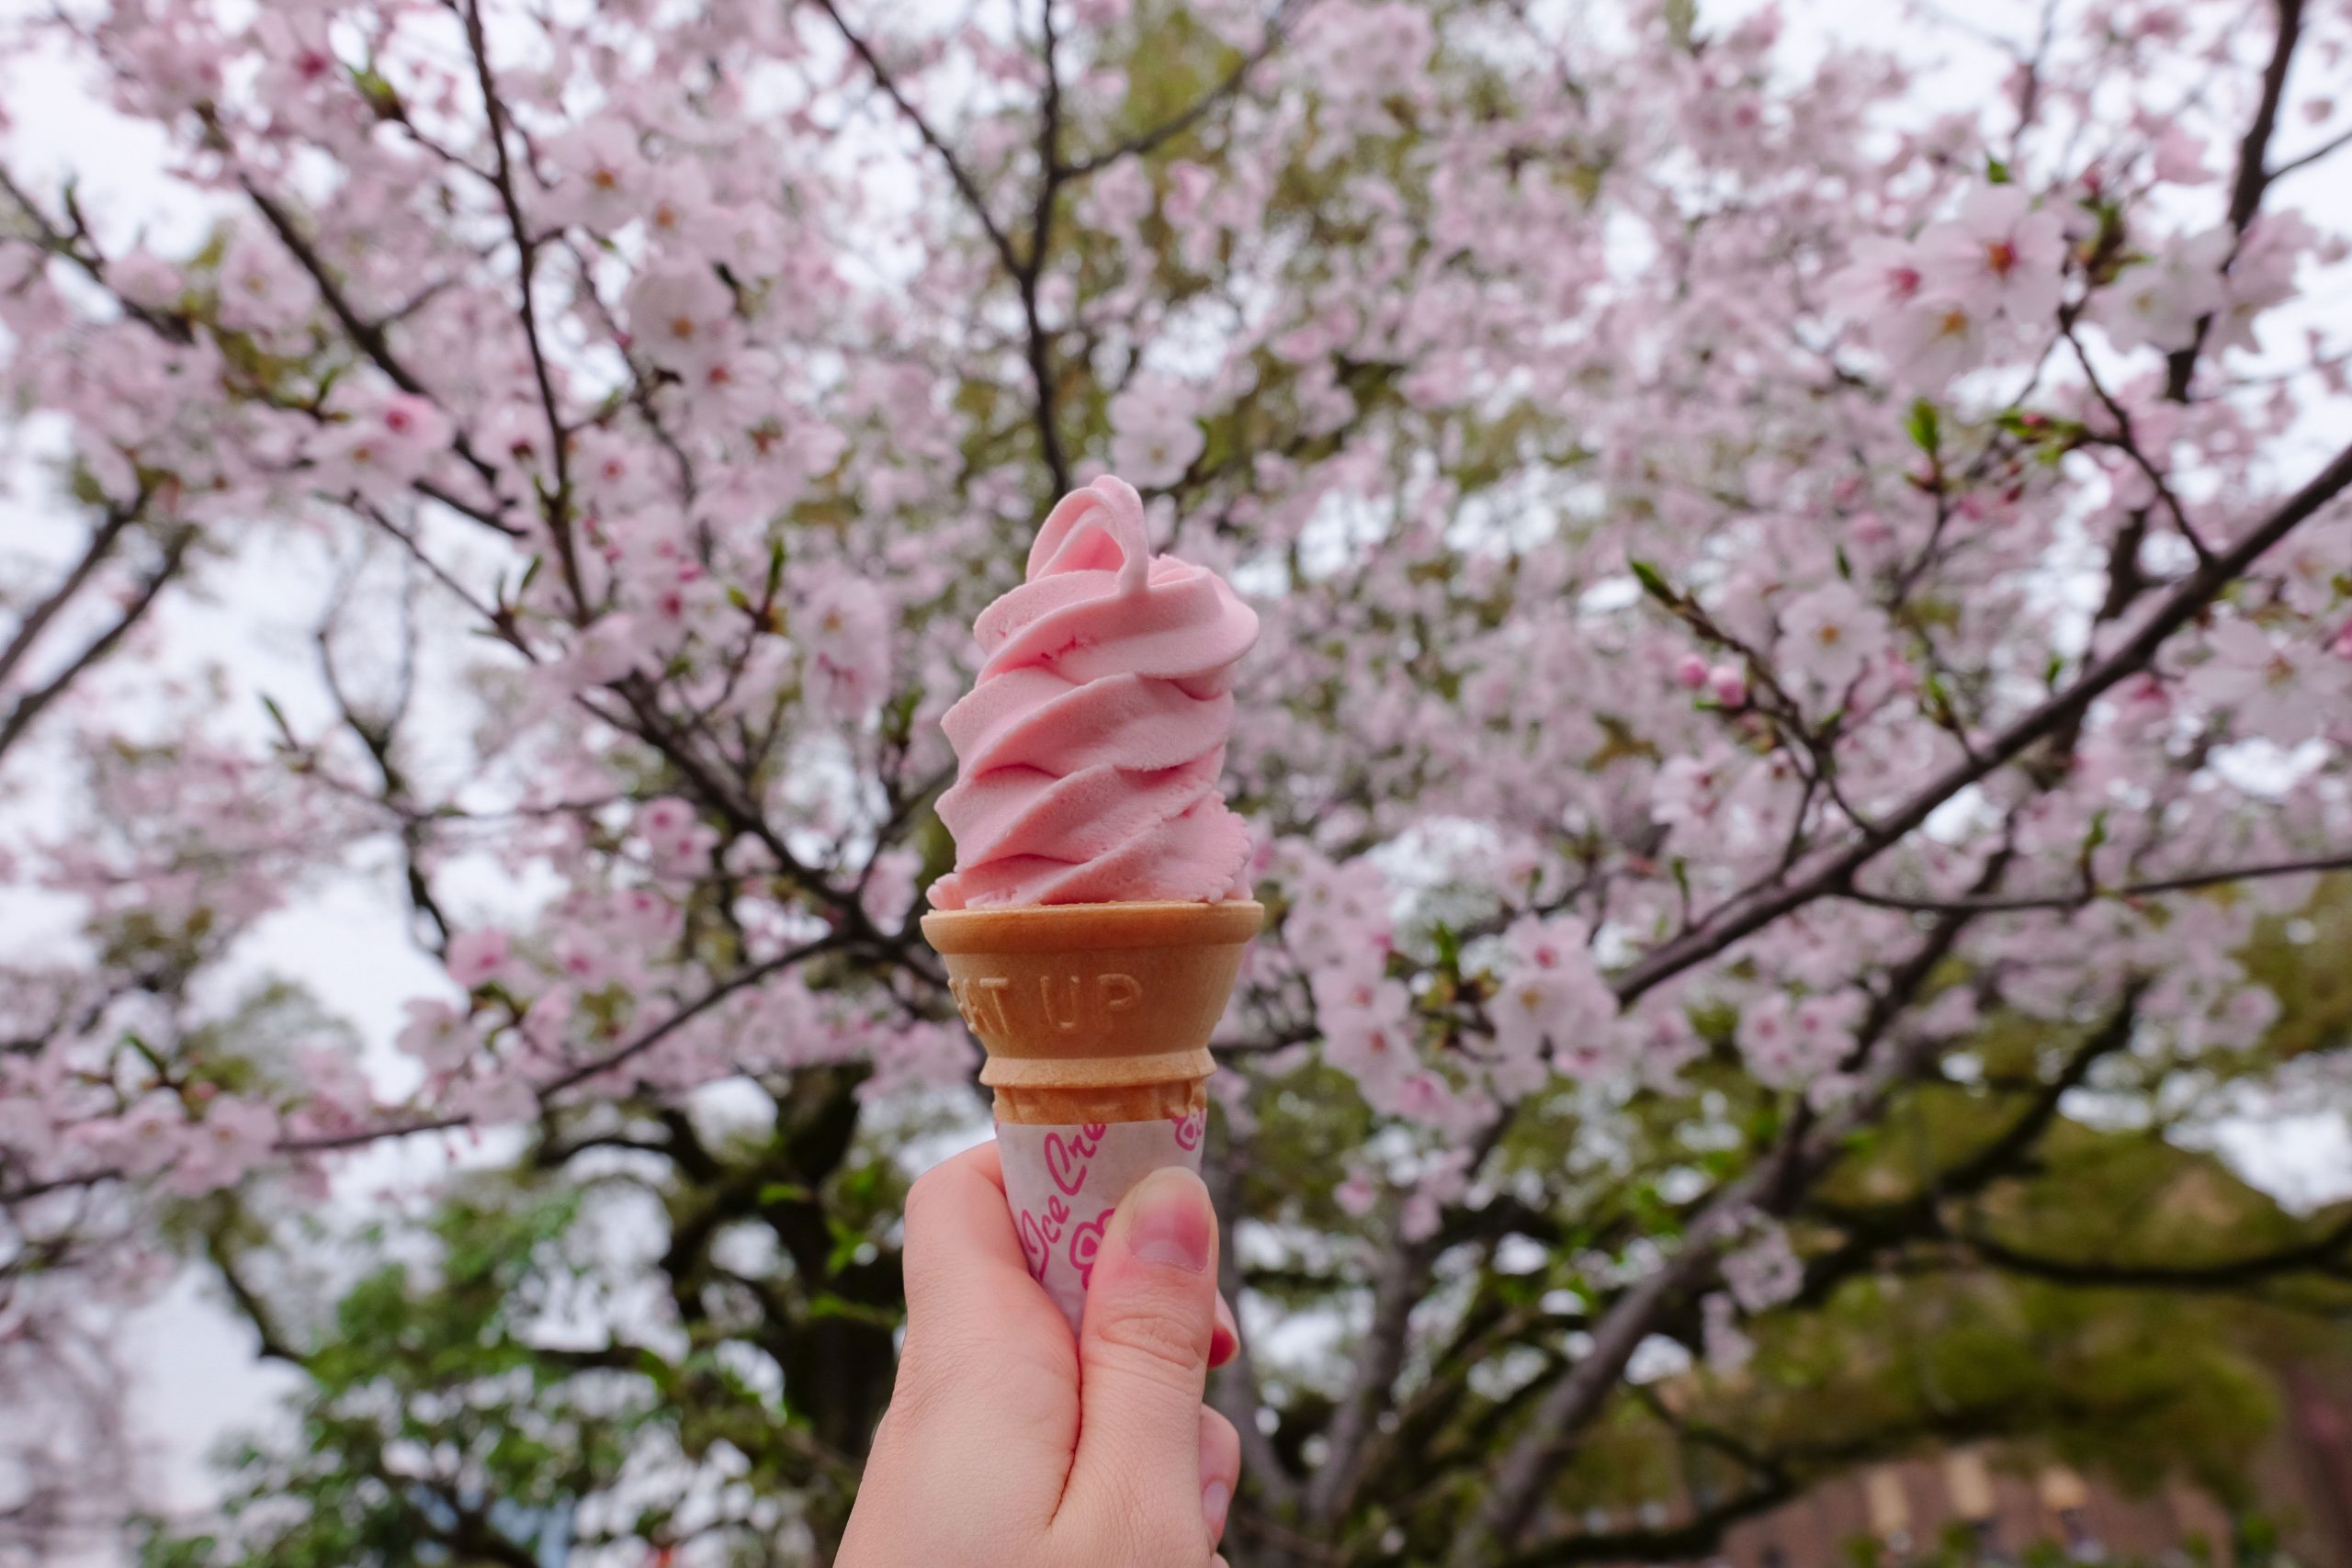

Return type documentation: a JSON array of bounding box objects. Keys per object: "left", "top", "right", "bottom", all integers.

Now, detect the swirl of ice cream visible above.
[{"left": 929, "top": 477, "right": 1260, "bottom": 909}]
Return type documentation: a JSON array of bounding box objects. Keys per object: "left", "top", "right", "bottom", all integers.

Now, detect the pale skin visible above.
[{"left": 839, "top": 1145, "right": 1245, "bottom": 1568}]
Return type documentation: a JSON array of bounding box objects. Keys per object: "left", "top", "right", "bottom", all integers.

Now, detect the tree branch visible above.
[
  {"left": 1305, "top": 1228, "right": 1443, "bottom": 1521},
  {"left": 1020, "top": 0, "right": 1072, "bottom": 492},
  {"left": 1499, "top": 1476, "right": 1796, "bottom": 1568},
  {"left": 0, "top": 504, "right": 138, "bottom": 694},
  {"left": 808, "top": 0, "right": 1023, "bottom": 279},
  {"left": 0, "top": 165, "right": 192, "bottom": 344},
  {"left": 1455, "top": 896, "right": 1998, "bottom": 1565},
  {"left": 1847, "top": 848, "right": 2352, "bottom": 913},
  {"left": 459, "top": 0, "right": 587, "bottom": 612},
  {"left": 1792, "top": 998, "right": 2143, "bottom": 1308},
  {"left": 1308, "top": 1114, "right": 1510, "bottom": 1522},
  {"left": 2163, "top": 0, "right": 2303, "bottom": 401},
  {"left": 1962, "top": 1210, "right": 2352, "bottom": 1290},
  {"left": 204, "top": 1226, "right": 307, "bottom": 1368},
  {"left": 532, "top": 932, "right": 844, "bottom": 1099},
  {"left": 226, "top": 155, "right": 504, "bottom": 496},
  {"left": 2268, "top": 120, "right": 2352, "bottom": 183},
  {"left": 1203, "top": 1138, "right": 1298, "bottom": 1514},
  {"left": 1062, "top": 4, "right": 1300, "bottom": 176},
  {"left": 1609, "top": 436, "right": 2352, "bottom": 1011},
  {"left": 0, "top": 524, "right": 197, "bottom": 761}
]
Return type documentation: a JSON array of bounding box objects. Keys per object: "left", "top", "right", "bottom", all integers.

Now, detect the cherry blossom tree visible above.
[{"left": 5, "top": 0, "right": 2352, "bottom": 1562}]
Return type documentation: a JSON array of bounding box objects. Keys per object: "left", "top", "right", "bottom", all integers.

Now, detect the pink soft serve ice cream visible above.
[{"left": 929, "top": 476, "right": 1259, "bottom": 909}]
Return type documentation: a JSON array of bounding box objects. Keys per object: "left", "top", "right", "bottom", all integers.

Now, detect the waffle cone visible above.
[{"left": 922, "top": 900, "right": 1263, "bottom": 1125}]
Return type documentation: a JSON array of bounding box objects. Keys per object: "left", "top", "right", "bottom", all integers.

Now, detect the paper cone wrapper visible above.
[{"left": 922, "top": 899, "right": 1262, "bottom": 1326}]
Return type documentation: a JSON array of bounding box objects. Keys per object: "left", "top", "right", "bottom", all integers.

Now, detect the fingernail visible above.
[
  {"left": 1125, "top": 1168, "right": 1214, "bottom": 1273},
  {"left": 1203, "top": 1480, "right": 1232, "bottom": 1540}
]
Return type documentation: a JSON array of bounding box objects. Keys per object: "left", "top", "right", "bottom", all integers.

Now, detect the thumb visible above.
[{"left": 1064, "top": 1165, "right": 1221, "bottom": 1527}]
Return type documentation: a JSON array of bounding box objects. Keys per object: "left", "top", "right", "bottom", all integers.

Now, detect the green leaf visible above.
[
  {"left": 1985, "top": 155, "right": 2012, "bottom": 186},
  {"left": 825, "top": 1216, "right": 869, "bottom": 1276},
  {"left": 345, "top": 62, "right": 401, "bottom": 118},
  {"left": 1905, "top": 398, "right": 1941, "bottom": 455},
  {"left": 1628, "top": 558, "right": 1678, "bottom": 605},
  {"left": 1430, "top": 919, "right": 1462, "bottom": 976},
  {"left": 1664, "top": 0, "right": 1698, "bottom": 50}
]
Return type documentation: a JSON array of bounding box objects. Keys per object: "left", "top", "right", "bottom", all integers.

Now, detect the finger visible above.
[
  {"left": 1211, "top": 1291, "right": 1239, "bottom": 1369},
  {"left": 883, "top": 1140, "right": 1077, "bottom": 1519},
  {"left": 1200, "top": 1406, "right": 1241, "bottom": 1547},
  {"left": 1064, "top": 1166, "right": 1222, "bottom": 1529}
]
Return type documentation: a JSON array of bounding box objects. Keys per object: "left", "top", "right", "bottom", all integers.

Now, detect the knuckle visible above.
[
  {"left": 1086, "top": 1298, "right": 1207, "bottom": 1389},
  {"left": 902, "top": 1162, "right": 952, "bottom": 1234}
]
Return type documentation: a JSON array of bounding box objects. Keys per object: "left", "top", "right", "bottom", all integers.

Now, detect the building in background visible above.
[{"left": 1696, "top": 1360, "right": 2352, "bottom": 1568}]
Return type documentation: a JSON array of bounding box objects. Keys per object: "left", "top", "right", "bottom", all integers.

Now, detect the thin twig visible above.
[
  {"left": 0, "top": 525, "right": 197, "bottom": 760},
  {"left": 1847, "top": 848, "right": 2352, "bottom": 912},
  {"left": 1062, "top": 1, "right": 1303, "bottom": 175},
  {"left": 0, "top": 504, "right": 139, "bottom": 692},
  {"left": 460, "top": 0, "right": 588, "bottom": 612},
  {"left": 2163, "top": 0, "right": 2304, "bottom": 401},
  {"left": 2268, "top": 121, "right": 2352, "bottom": 183}
]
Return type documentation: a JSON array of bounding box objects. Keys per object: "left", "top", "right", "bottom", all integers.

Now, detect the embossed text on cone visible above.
[{"left": 922, "top": 899, "right": 1263, "bottom": 1123}]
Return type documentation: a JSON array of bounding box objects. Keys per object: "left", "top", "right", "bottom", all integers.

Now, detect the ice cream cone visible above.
[{"left": 922, "top": 899, "right": 1263, "bottom": 1123}]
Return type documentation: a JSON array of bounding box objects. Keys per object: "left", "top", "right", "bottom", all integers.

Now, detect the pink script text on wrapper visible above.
[{"left": 995, "top": 1113, "right": 1209, "bottom": 1329}]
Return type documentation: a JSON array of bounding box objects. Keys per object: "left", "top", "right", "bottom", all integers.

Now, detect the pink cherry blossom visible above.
[
  {"left": 166, "top": 1095, "right": 279, "bottom": 1197},
  {"left": 214, "top": 229, "right": 318, "bottom": 334},
  {"left": 1722, "top": 1224, "right": 1804, "bottom": 1314},
  {"left": 1832, "top": 235, "right": 1929, "bottom": 317},
  {"left": 2209, "top": 211, "right": 2312, "bottom": 356},
  {"left": 2092, "top": 226, "right": 2232, "bottom": 354},
  {"left": 396, "top": 998, "right": 481, "bottom": 1075},
  {"left": 446, "top": 931, "right": 513, "bottom": 990},
  {"left": 1490, "top": 915, "right": 1617, "bottom": 1081},
  {"left": 636, "top": 795, "right": 718, "bottom": 879},
  {"left": 1108, "top": 376, "right": 1206, "bottom": 489},
  {"left": 798, "top": 570, "right": 892, "bottom": 720},
  {"left": 305, "top": 391, "right": 454, "bottom": 503},
  {"left": 1877, "top": 294, "right": 1990, "bottom": 388},
  {"left": 1917, "top": 185, "right": 2069, "bottom": 324},
  {"left": 106, "top": 251, "right": 181, "bottom": 310},
  {"left": 547, "top": 119, "right": 650, "bottom": 232},
  {"left": 861, "top": 848, "right": 922, "bottom": 933},
  {"left": 2153, "top": 126, "right": 2213, "bottom": 186},
  {"left": 625, "top": 262, "right": 739, "bottom": 372},
  {"left": 2187, "top": 619, "right": 2348, "bottom": 742},
  {"left": 1736, "top": 990, "right": 1864, "bottom": 1089},
  {"left": 1702, "top": 1292, "right": 1755, "bottom": 1372},
  {"left": 1776, "top": 581, "right": 1892, "bottom": 697}
]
